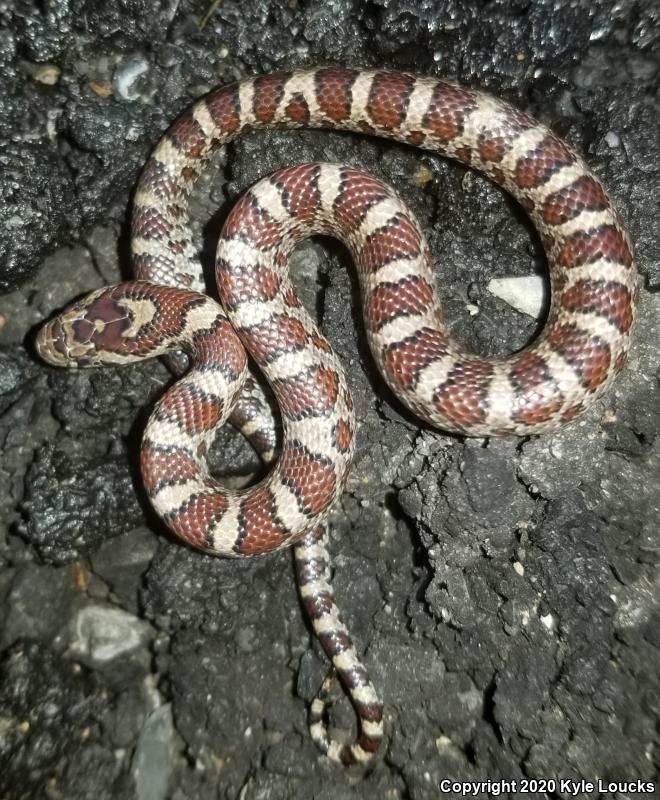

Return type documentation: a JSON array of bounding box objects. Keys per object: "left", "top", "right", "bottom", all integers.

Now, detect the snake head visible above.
[{"left": 35, "top": 285, "right": 148, "bottom": 368}]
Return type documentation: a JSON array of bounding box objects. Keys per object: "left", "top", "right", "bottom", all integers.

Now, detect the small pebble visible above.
[
  {"left": 69, "top": 604, "right": 151, "bottom": 664},
  {"left": 132, "top": 705, "right": 177, "bottom": 800},
  {"left": 487, "top": 275, "right": 545, "bottom": 318},
  {"left": 113, "top": 56, "right": 150, "bottom": 101},
  {"left": 34, "top": 65, "right": 61, "bottom": 85},
  {"left": 412, "top": 165, "right": 434, "bottom": 186},
  {"left": 89, "top": 80, "right": 113, "bottom": 97},
  {"left": 605, "top": 131, "right": 621, "bottom": 148},
  {"left": 540, "top": 612, "right": 555, "bottom": 631}
]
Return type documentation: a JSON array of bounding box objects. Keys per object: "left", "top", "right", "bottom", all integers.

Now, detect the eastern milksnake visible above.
[{"left": 36, "top": 67, "right": 638, "bottom": 766}]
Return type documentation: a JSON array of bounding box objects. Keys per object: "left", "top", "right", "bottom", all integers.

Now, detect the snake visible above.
[{"left": 35, "top": 67, "right": 638, "bottom": 766}]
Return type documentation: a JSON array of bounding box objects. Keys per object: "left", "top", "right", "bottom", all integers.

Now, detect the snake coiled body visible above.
[{"left": 37, "top": 67, "right": 638, "bottom": 765}]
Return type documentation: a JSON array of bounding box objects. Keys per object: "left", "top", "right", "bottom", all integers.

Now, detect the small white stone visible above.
[
  {"left": 34, "top": 64, "right": 61, "bottom": 85},
  {"left": 113, "top": 56, "right": 150, "bottom": 101},
  {"left": 601, "top": 408, "right": 617, "bottom": 424},
  {"left": 540, "top": 612, "right": 555, "bottom": 631},
  {"left": 487, "top": 275, "right": 546, "bottom": 318},
  {"left": 69, "top": 604, "right": 150, "bottom": 663},
  {"left": 605, "top": 131, "right": 621, "bottom": 148},
  {"left": 512, "top": 561, "right": 525, "bottom": 576}
]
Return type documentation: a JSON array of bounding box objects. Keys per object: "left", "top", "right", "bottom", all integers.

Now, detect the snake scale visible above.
[{"left": 36, "top": 67, "right": 638, "bottom": 765}]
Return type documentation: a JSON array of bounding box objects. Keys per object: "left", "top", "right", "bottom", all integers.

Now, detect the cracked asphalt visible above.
[{"left": 0, "top": 1, "right": 658, "bottom": 798}]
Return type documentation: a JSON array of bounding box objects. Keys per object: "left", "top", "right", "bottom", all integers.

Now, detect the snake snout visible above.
[{"left": 35, "top": 318, "right": 74, "bottom": 367}]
